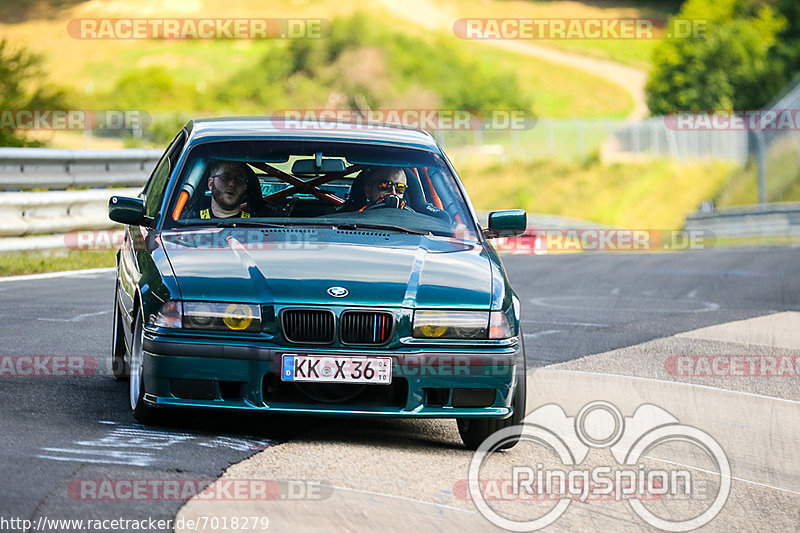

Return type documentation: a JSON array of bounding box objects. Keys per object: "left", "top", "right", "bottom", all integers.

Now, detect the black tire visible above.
[
  {"left": 458, "top": 346, "right": 527, "bottom": 451},
  {"left": 111, "top": 284, "right": 129, "bottom": 381},
  {"left": 129, "top": 312, "right": 161, "bottom": 425}
]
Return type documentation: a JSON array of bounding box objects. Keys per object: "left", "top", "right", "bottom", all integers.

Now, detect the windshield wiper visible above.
[
  {"left": 216, "top": 220, "right": 429, "bottom": 235},
  {"left": 216, "top": 220, "right": 287, "bottom": 228},
  {"left": 216, "top": 220, "right": 339, "bottom": 230},
  {"left": 336, "top": 223, "right": 430, "bottom": 235}
]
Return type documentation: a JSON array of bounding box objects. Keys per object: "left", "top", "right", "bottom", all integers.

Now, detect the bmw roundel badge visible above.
[{"left": 327, "top": 286, "right": 349, "bottom": 298}]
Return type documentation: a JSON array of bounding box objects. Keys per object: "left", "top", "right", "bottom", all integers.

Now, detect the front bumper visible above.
[{"left": 140, "top": 335, "right": 523, "bottom": 418}]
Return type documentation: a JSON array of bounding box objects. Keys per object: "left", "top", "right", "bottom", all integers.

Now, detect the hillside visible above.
[
  {"left": 0, "top": 0, "right": 649, "bottom": 137},
  {"left": 4, "top": 0, "right": 760, "bottom": 231}
]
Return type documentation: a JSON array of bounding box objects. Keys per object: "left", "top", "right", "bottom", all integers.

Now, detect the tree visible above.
[
  {"left": 768, "top": 0, "right": 800, "bottom": 88},
  {"left": 646, "top": 0, "right": 787, "bottom": 114},
  {"left": 0, "top": 39, "right": 67, "bottom": 146}
]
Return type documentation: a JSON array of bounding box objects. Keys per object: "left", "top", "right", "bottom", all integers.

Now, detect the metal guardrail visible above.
[
  {"left": 0, "top": 148, "right": 160, "bottom": 190},
  {"left": 0, "top": 148, "right": 156, "bottom": 250},
  {"left": 684, "top": 203, "right": 800, "bottom": 238},
  {"left": 0, "top": 188, "right": 139, "bottom": 238},
  {"left": 1, "top": 148, "right": 799, "bottom": 252},
  {"left": 606, "top": 117, "right": 749, "bottom": 164}
]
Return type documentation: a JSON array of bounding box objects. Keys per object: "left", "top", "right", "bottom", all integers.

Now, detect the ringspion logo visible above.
[{"left": 467, "top": 401, "right": 730, "bottom": 531}]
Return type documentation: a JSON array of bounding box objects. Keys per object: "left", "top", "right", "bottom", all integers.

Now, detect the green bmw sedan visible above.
[{"left": 109, "top": 117, "right": 528, "bottom": 449}]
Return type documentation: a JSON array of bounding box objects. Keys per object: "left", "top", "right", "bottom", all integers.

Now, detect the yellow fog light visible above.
[
  {"left": 223, "top": 303, "right": 254, "bottom": 331},
  {"left": 184, "top": 302, "right": 261, "bottom": 333}
]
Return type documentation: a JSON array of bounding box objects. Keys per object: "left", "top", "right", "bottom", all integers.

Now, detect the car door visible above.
[{"left": 117, "top": 131, "right": 186, "bottom": 348}]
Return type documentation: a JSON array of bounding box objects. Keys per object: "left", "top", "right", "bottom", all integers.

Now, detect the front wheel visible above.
[
  {"left": 458, "top": 352, "right": 527, "bottom": 450},
  {"left": 129, "top": 312, "right": 160, "bottom": 424}
]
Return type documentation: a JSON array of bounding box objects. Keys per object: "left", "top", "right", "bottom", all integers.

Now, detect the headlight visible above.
[
  {"left": 412, "top": 310, "right": 488, "bottom": 339},
  {"left": 183, "top": 302, "right": 261, "bottom": 333}
]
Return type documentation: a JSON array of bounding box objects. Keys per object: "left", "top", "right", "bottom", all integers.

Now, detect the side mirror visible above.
[
  {"left": 109, "top": 196, "right": 151, "bottom": 226},
  {"left": 483, "top": 209, "right": 527, "bottom": 238}
]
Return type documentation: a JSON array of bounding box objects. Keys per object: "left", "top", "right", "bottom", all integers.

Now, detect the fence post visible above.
[
  {"left": 650, "top": 120, "right": 659, "bottom": 154},
  {"left": 472, "top": 128, "right": 483, "bottom": 147},
  {"left": 754, "top": 131, "right": 767, "bottom": 205},
  {"left": 511, "top": 130, "right": 520, "bottom": 158},
  {"left": 632, "top": 123, "right": 640, "bottom": 154}
]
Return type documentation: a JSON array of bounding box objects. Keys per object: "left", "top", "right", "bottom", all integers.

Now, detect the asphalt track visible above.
[{"left": 1, "top": 246, "right": 798, "bottom": 532}]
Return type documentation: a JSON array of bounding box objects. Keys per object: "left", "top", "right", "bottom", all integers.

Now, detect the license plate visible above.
[{"left": 281, "top": 354, "right": 392, "bottom": 384}]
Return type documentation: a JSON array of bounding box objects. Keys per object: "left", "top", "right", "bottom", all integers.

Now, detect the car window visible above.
[
  {"left": 143, "top": 132, "right": 186, "bottom": 219},
  {"left": 164, "top": 140, "right": 480, "bottom": 241}
]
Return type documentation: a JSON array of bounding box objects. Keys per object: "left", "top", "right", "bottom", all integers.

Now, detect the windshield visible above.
[{"left": 163, "top": 140, "right": 479, "bottom": 240}]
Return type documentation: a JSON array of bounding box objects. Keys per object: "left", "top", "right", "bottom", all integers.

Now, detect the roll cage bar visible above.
[{"left": 248, "top": 161, "right": 366, "bottom": 206}]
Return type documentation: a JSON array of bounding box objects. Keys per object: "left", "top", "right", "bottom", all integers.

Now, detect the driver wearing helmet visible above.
[{"left": 358, "top": 166, "right": 409, "bottom": 211}]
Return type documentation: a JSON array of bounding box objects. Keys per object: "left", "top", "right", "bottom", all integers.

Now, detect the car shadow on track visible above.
[
  {"left": 110, "top": 381, "right": 467, "bottom": 451},
  {"left": 158, "top": 412, "right": 464, "bottom": 450},
  {"left": 287, "top": 417, "right": 466, "bottom": 450}
]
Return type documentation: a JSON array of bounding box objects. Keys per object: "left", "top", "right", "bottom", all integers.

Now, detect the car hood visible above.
[{"left": 161, "top": 228, "right": 492, "bottom": 308}]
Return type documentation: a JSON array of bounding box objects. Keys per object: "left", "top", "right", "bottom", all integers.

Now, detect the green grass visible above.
[
  {"left": 457, "top": 156, "right": 738, "bottom": 229},
  {"left": 86, "top": 11, "right": 631, "bottom": 119},
  {"left": 0, "top": 250, "right": 116, "bottom": 277},
  {"left": 442, "top": 0, "right": 682, "bottom": 68},
  {"left": 439, "top": 119, "right": 625, "bottom": 163},
  {"left": 453, "top": 42, "right": 633, "bottom": 118},
  {"left": 0, "top": 0, "right": 679, "bottom": 68},
  {"left": 1, "top": 4, "right": 634, "bottom": 137},
  {"left": 81, "top": 40, "right": 260, "bottom": 95},
  {"left": 543, "top": 39, "right": 657, "bottom": 70},
  {"left": 715, "top": 140, "right": 800, "bottom": 206},
  {"left": 713, "top": 235, "right": 800, "bottom": 247}
]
